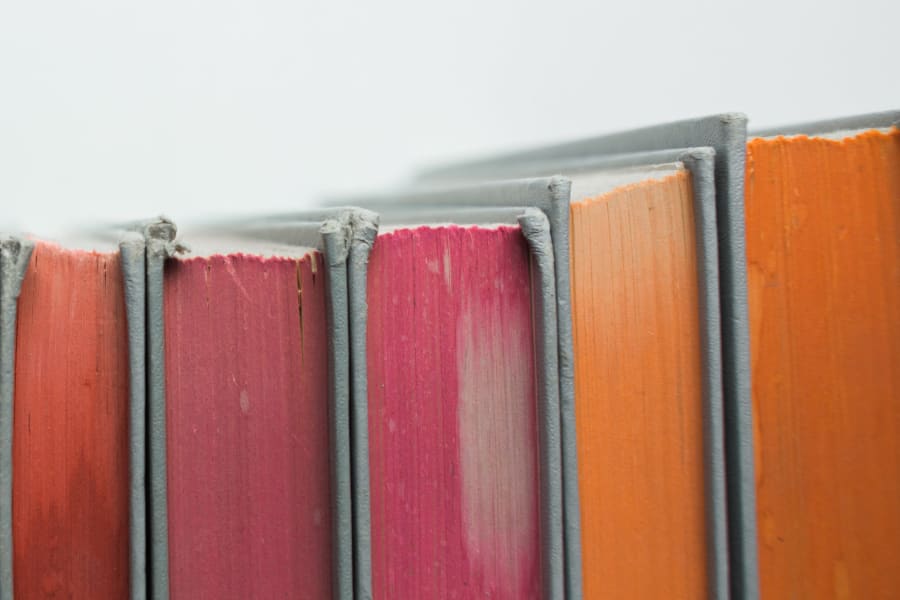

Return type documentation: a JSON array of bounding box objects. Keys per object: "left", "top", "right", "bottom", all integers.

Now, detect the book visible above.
[
  {"left": 509, "top": 153, "right": 724, "bottom": 599},
  {"left": 569, "top": 157, "right": 717, "bottom": 598},
  {"left": 343, "top": 193, "right": 564, "bottom": 599},
  {"left": 370, "top": 224, "right": 540, "bottom": 598},
  {"left": 158, "top": 212, "right": 372, "bottom": 599},
  {"left": 0, "top": 108, "right": 896, "bottom": 600},
  {"left": 12, "top": 240, "right": 132, "bottom": 598},
  {"left": 746, "top": 112, "right": 900, "bottom": 599}
]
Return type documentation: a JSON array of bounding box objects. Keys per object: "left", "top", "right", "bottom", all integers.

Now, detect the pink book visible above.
[{"left": 366, "top": 222, "right": 548, "bottom": 599}]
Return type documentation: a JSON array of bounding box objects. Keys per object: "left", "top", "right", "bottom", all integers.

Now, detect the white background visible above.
[{"left": 1, "top": 0, "right": 897, "bottom": 235}]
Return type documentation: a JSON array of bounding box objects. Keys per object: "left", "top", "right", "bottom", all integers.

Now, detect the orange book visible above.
[
  {"left": 570, "top": 165, "right": 713, "bottom": 598},
  {"left": 746, "top": 121, "right": 900, "bottom": 598}
]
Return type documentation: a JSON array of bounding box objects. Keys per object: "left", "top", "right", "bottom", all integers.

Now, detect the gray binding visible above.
[
  {"left": 543, "top": 181, "right": 583, "bottom": 600},
  {"left": 120, "top": 233, "right": 149, "bottom": 600},
  {"left": 680, "top": 150, "right": 730, "bottom": 600},
  {"left": 347, "top": 210, "right": 378, "bottom": 600},
  {"left": 0, "top": 237, "right": 33, "bottom": 600},
  {"left": 93, "top": 218, "right": 181, "bottom": 600},
  {"left": 143, "top": 219, "right": 180, "bottom": 600},
  {"left": 519, "top": 209, "right": 565, "bottom": 600},
  {"left": 320, "top": 216, "right": 354, "bottom": 600},
  {"left": 752, "top": 109, "right": 900, "bottom": 137}
]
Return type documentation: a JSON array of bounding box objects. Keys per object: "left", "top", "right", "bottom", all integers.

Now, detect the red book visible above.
[{"left": 163, "top": 248, "right": 333, "bottom": 598}]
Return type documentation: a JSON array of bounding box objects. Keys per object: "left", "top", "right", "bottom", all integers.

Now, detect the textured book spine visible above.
[
  {"left": 347, "top": 210, "right": 379, "bottom": 600},
  {"left": 0, "top": 237, "right": 34, "bottom": 600},
  {"left": 120, "top": 232, "right": 148, "bottom": 600}
]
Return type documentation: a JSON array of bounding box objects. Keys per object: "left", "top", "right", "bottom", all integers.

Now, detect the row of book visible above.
[{"left": 0, "top": 110, "right": 897, "bottom": 599}]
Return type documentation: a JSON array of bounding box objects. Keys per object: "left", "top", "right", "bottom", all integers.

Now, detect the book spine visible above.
[
  {"left": 321, "top": 218, "right": 353, "bottom": 600},
  {"left": 347, "top": 210, "right": 378, "bottom": 600},
  {"left": 519, "top": 209, "right": 564, "bottom": 600},
  {"left": 545, "top": 179, "right": 585, "bottom": 600},
  {"left": 716, "top": 117, "right": 758, "bottom": 600},
  {"left": 120, "top": 233, "right": 148, "bottom": 600},
  {"left": 0, "top": 237, "right": 33, "bottom": 600},
  {"left": 146, "top": 220, "right": 178, "bottom": 600},
  {"left": 682, "top": 149, "right": 731, "bottom": 600}
]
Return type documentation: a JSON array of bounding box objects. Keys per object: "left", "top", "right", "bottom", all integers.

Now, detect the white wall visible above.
[{"left": 1, "top": 0, "right": 897, "bottom": 235}]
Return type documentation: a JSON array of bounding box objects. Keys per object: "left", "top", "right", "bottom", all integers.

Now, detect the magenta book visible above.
[{"left": 366, "top": 225, "right": 542, "bottom": 599}]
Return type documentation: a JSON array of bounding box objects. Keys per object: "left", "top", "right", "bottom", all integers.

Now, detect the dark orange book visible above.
[{"left": 746, "top": 122, "right": 900, "bottom": 598}]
